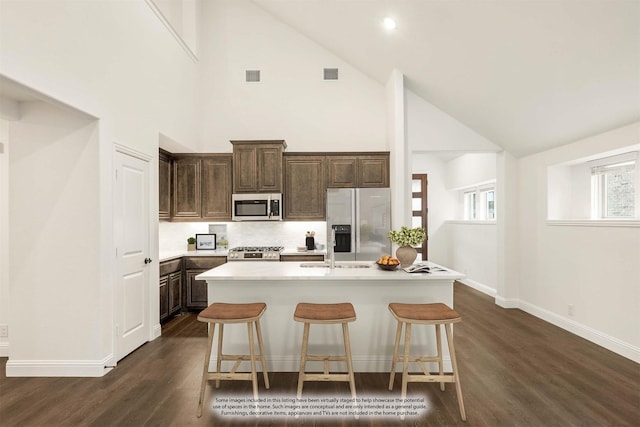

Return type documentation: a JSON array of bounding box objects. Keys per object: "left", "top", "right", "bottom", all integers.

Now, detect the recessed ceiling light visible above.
[{"left": 383, "top": 17, "right": 397, "bottom": 30}]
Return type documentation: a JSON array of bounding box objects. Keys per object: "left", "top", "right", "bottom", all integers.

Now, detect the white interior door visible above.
[{"left": 114, "top": 148, "right": 150, "bottom": 362}]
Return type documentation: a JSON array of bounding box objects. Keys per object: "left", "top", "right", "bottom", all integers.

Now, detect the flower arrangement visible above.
[{"left": 388, "top": 226, "right": 426, "bottom": 247}]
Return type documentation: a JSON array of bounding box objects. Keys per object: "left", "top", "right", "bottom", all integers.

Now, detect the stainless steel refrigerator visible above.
[{"left": 326, "top": 188, "right": 391, "bottom": 261}]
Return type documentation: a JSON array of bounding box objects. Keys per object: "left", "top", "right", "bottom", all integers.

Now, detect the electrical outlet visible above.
[
  {"left": 0, "top": 324, "right": 8, "bottom": 338},
  {"left": 568, "top": 304, "right": 574, "bottom": 317}
]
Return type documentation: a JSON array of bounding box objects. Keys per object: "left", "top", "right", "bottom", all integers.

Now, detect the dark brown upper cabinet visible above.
[
  {"left": 172, "top": 157, "right": 201, "bottom": 219},
  {"left": 284, "top": 155, "right": 326, "bottom": 221},
  {"left": 231, "top": 140, "right": 286, "bottom": 193},
  {"left": 202, "top": 155, "right": 233, "bottom": 220},
  {"left": 326, "top": 153, "right": 390, "bottom": 188},
  {"left": 171, "top": 154, "right": 232, "bottom": 221},
  {"left": 159, "top": 149, "right": 172, "bottom": 219}
]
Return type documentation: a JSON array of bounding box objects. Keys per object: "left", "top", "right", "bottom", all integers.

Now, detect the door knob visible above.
[{"left": 144, "top": 258, "right": 153, "bottom": 264}]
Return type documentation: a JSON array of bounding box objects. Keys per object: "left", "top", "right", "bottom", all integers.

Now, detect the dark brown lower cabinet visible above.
[
  {"left": 184, "top": 256, "right": 227, "bottom": 310},
  {"left": 159, "top": 258, "right": 182, "bottom": 323},
  {"left": 159, "top": 276, "right": 169, "bottom": 322},
  {"left": 168, "top": 272, "right": 182, "bottom": 315}
]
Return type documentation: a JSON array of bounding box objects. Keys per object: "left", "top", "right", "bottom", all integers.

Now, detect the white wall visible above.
[
  {"left": 9, "top": 102, "right": 101, "bottom": 363},
  {"left": 410, "top": 153, "right": 455, "bottom": 266},
  {"left": 406, "top": 90, "right": 499, "bottom": 293},
  {"left": 1, "top": 0, "right": 202, "bottom": 375},
  {"left": 0, "top": 119, "right": 9, "bottom": 357},
  {"left": 198, "top": 0, "right": 387, "bottom": 153},
  {"left": 517, "top": 122, "right": 640, "bottom": 362}
]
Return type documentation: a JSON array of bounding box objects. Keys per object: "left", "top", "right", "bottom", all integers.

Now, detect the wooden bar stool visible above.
[
  {"left": 294, "top": 302, "right": 358, "bottom": 405},
  {"left": 196, "top": 302, "right": 270, "bottom": 418},
  {"left": 388, "top": 302, "right": 466, "bottom": 421}
]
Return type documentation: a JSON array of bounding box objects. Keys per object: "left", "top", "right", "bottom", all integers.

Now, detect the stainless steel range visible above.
[{"left": 227, "top": 246, "right": 284, "bottom": 261}]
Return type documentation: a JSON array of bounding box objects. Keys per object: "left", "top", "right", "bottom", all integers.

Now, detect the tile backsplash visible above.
[{"left": 159, "top": 221, "right": 327, "bottom": 252}]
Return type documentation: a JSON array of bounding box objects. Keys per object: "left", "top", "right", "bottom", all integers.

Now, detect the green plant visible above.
[
  {"left": 187, "top": 237, "right": 196, "bottom": 244},
  {"left": 388, "top": 226, "right": 426, "bottom": 247}
]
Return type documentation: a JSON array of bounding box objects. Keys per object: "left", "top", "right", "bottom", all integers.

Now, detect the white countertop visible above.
[
  {"left": 159, "top": 249, "right": 228, "bottom": 263},
  {"left": 196, "top": 260, "right": 464, "bottom": 281}
]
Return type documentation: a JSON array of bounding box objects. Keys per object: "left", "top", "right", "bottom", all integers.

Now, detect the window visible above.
[
  {"left": 462, "top": 185, "right": 495, "bottom": 220},
  {"left": 464, "top": 191, "right": 476, "bottom": 220},
  {"left": 591, "top": 159, "right": 636, "bottom": 218}
]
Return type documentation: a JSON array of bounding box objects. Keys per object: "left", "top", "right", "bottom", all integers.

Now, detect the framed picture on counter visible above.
[{"left": 196, "top": 234, "right": 216, "bottom": 250}]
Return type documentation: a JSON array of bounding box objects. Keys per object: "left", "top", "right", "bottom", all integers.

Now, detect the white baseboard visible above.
[
  {"left": 458, "top": 278, "right": 496, "bottom": 297},
  {"left": 458, "top": 281, "right": 639, "bottom": 363},
  {"left": 6, "top": 355, "right": 113, "bottom": 377},
  {"left": 151, "top": 323, "right": 162, "bottom": 340},
  {"left": 0, "top": 341, "right": 8, "bottom": 358},
  {"left": 517, "top": 300, "right": 640, "bottom": 364}
]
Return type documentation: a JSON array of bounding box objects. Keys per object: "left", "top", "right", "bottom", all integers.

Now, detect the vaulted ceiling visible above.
[{"left": 253, "top": 0, "right": 640, "bottom": 157}]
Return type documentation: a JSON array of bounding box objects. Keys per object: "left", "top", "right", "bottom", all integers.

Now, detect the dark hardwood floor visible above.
[{"left": 1, "top": 283, "right": 638, "bottom": 426}]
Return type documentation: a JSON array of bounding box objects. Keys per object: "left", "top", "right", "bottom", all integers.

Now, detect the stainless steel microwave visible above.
[{"left": 232, "top": 193, "right": 282, "bottom": 221}]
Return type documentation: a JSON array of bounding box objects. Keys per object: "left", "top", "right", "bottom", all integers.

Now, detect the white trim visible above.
[
  {"left": 458, "top": 278, "right": 496, "bottom": 297},
  {"left": 547, "top": 219, "right": 640, "bottom": 228},
  {"left": 114, "top": 142, "right": 152, "bottom": 162},
  {"left": 5, "top": 355, "right": 114, "bottom": 377},
  {"left": 152, "top": 323, "right": 162, "bottom": 340},
  {"left": 491, "top": 295, "right": 639, "bottom": 363},
  {"left": 144, "top": 0, "right": 198, "bottom": 63},
  {"left": 0, "top": 342, "right": 8, "bottom": 358},
  {"left": 446, "top": 220, "right": 496, "bottom": 225},
  {"left": 517, "top": 300, "right": 640, "bottom": 364}
]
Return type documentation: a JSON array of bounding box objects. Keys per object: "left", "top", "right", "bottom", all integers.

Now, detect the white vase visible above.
[{"left": 396, "top": 245, "right": 417, "bottom": 268}]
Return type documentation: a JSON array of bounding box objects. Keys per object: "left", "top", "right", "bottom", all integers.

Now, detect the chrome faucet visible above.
[{"left": 329, "top": 228, "right": 336, "bottom": 270}]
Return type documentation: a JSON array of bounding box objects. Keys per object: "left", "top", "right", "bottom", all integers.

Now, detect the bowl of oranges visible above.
[{"left": 376, "top": 255, "right": 400, "bottom": 271}]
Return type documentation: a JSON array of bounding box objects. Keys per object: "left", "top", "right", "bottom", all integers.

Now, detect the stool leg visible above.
[
  {"left": 435, "top": 323, "right": 445, "bottom": 392},
  {"left": 342, "top": 322, "right": 359, "bottom": 419},
  {"left": 400, "top": 322, "right": 412, "bottom": 421},
  {"left": 197, "top": 322, "right": 216, "bottom": 418},
  {"left": 215, "top": 324, "right": 224, "bottom": 389},
  {"left": 445, "top": 322, "right": 466, "bottom": 421},
  {"left": 296, "top": 322, "right": 310, "bottom": 399},
  {"left": 247, "top": 322, "right": 259, "bottom": 402},
  {"left": 388, "top": 320, "right": 403, "bottom": 391},
  {"left": 255, "top": 319, "right": 270, "bottom": 389}
]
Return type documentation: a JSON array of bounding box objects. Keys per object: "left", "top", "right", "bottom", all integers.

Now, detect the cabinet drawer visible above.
[
  {"left": 184, "top": 256, "right": 227, "bottom": 270},
  {"left": 159, "top": 258, "right": 182, "bottom": 276}
]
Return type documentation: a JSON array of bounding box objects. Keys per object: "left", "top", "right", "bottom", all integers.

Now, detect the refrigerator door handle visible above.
[{"left": 353, "top": 188, "right": 359, "bottom": 257}]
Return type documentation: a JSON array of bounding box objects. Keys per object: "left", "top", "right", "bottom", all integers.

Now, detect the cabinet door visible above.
[
  {"left": 257, "top": 146, "right": 282, "bottom": 192},
  {"left": 202, "top": 156, "right": 232, "bottom": 220},
  {"left": 358, "top": 155, "right": 389, "bottom": 187},
  {"left": 168, "top": 272, "right": 182, "bottom": 315},
  {"left": 159, "top": 151, "right": 172, "bottom": 219},
  {"left": 284, "top": 156, "right": 326, "bottom": 220},
  {"left": 185, "top": 270, "right": 208, "bottom": 310},
  {"left": 327, "top": 156, "right": 357, "bottom": 188},
  {"left": 159, "top": 276, "right": 169, "bottom": 322},
  {"left": 233, "top": 145, "right": 257, "bottom": 193},
  {"left": 173, "top": 157, "right": 201, "bottom": 218}
]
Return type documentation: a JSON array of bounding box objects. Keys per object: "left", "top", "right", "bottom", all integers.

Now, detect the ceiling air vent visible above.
[
  {"left": 245, "top": 70, "right": 261, "bottom": 82},
  {"left": 323, "top": 68, "right": 339, "bottom": 81}
]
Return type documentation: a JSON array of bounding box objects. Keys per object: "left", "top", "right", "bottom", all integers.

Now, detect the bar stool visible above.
[
  {"left": 388, "top": 302, "right": 466, "bottom": 421},
  {"left": 294, "top": 302, "right": 358, "bottom": 404},
  {"left": 196, "top": 302, "right": 270, "bottom": 418}
]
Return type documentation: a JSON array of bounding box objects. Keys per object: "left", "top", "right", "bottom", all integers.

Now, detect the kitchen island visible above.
[{"left": 196, "top": 261, "right": 464, "bottom": 372}]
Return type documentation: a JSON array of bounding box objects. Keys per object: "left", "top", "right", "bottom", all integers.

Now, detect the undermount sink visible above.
[{"left": 299, "top": 262, "right": 372, "bottom": 269}]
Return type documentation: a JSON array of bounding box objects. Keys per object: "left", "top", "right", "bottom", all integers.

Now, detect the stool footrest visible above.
[
  {"left": 305, "top": 355, "right": 348, "bottom": 362},
  {"left": 206, "top": 372, "right": 253, "bottom": 381},
  {"left": 302, "top": 373, "right": 351, "bottom": 382},
  {"left": 405, "top": 373, "right": 456, "bottom": 383}
]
